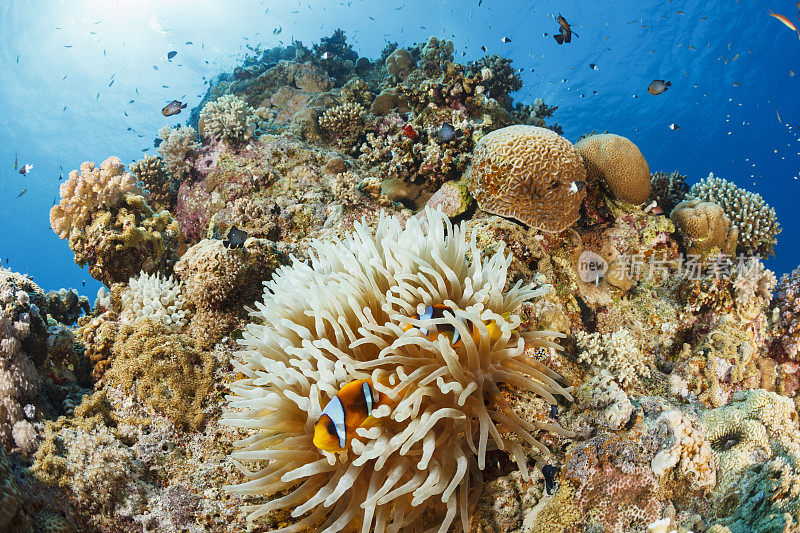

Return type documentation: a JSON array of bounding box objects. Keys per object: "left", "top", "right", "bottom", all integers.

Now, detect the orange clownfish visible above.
[
  {"left": 403, "top": 304, "right": 510, "bottom": 347},
  {"left": 313, "top": 379, "right": 391, "bottom": 453}
]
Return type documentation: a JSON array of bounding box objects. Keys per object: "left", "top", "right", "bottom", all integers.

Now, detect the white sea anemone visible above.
[
  {"left": 222, "top": 208, "right": 574, "bottom": 532},
  {"left": 119, "top": 271, "right": 189, "bottom": 332}
]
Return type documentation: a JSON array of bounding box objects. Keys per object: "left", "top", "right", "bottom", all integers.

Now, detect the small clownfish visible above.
[
  {"left": 313, "top": 379, "right": 390, "bottom": 453},
  {"left": 403, "top": 304, "right": 510, "bottom": 347}
]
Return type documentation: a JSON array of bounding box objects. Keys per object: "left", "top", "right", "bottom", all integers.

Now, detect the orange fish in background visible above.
[{"left": 768, "top": 10, "right": 800, "bottom": 39}]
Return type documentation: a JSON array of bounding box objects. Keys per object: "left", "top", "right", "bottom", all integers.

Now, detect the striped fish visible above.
[{"left": 313, "top": 379, "right": 388, "bottom": 452}]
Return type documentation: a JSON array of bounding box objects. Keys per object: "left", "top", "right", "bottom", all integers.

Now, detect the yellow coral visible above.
[
  {"left": 671, "top": 199, "right": 738, "bottom": 258},
  {"left": 574, "top": 133, "right": 651, "bottom": 205}
]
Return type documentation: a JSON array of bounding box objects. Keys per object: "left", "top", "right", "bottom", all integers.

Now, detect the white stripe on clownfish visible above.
[{"left": 320, "top": 395, "right": 347, "bottom": 449}]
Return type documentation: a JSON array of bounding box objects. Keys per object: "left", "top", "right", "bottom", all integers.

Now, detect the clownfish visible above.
[
  {"left": 313, "top": 379, "right": 391, "bottom": 453},
  {"left": 403, "top": 304, "right": 510, "bottom": 347}
]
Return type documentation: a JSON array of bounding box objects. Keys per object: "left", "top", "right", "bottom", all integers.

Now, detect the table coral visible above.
[
  {"left": 467, "top": 125, "right": 586, "bottom": 233},
  {"left": 574, "top": 133, "right": 651, "bottom": 205},
  {"left": 689, "top": 173, "right": 781, "bottom": 257}
]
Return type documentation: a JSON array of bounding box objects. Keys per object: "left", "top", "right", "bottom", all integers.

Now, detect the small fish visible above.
[
  {"left": 273, "top": 26, "right": 282, "bottom": 35},
  {"left": 58, "top": 174, "right": 63, "bottom": 180},
  {"left": 161, "top": 100, "right": 187, "bottom": 116},
  {"left": 501, "top": 36, "right": 511, "bottom": 43},
  {"left": 776, "top": 107, "right": 783, "bottom": 124},
  {"left": 82, "top": 280, "right": 86, "bottom": 287},
  {"left": 64, "top": 45, "right": 72, "bottom": 48},
  {"left": 668, "top": 123, "right": 680, "bottom": 130},
  {"left": 481, "top": 45, "right": 487, "bottom": 52},
  {"left": 542, "top": 464, "right": 559, "bottom": 494},
  {"left": 18, "top": 164, "right": 33, "bottom": 175},
  {"left": 321, "top": 51, "right": 333, "bottom": 59},
  {"left": 768, "top": 10, "right": 800, "bottom": 36},
  {"left": 62, "top": 74, "right": 67, "bottom": 80},
  {"left": 16, "top": 55, "right": 19, "bottom": 63},
  {"left": 589, "top": 63, "right": 598, "bottom": 70},
  {"left": 108, "top": 79, "right": 114, "bottom": 87},
  {"left": 314, "top": 378, "right": 397, "bottom": 452},
  {"left": 791, "top": 70, "right": 796, "bottom": 77},
  {"left": 569, "top": 180, "right": 586, "bottom": 194},
  {"left": 153, "top": 65, "right": 158, "bottom": 70},
  {"left": 648, "top": 79, "right": 671, "bottom": 95},
  {"left": 16, "top": 189, "right": 27, "bottom": 198},
  {"left": 436, "top": 123, "right": 460, "bottom": 142},
  {"left": 223, "top": 226, "right": 248, "bottom": 249},
  {"left": 167, "top": 50, "right": 177, "bottom": 60},
  {"left": 732, "top": 82, "right": 741, "bottom": 87},
  {"left": 13, "top": 152, "right": 18, "bottom": 171},
  {"left": 549, "top": 404, "right": 559, "bottom": 419},
  {"left": 185, "top": 41, "right": 193, "bottom": 45},
  {"left": 554, "top": 14, "right": 577, "bottom": 44}
]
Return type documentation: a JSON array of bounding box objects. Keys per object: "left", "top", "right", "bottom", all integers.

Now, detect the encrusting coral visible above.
[
  {"left": 689, "top": 173, "right": 781, "bottom": 257},
  {"left": 222, "top": 208, "right": 574, "bottom": 531},
  {"left": 108, "top": 319, "right": 214, "bottom": 429},
  {"left": 467, "top": 125, "right": 586, "bottom": 233},
  {"left": 199, "top": 94, "right": 256, "bottom": 143},
  {"left": 574, "top": 133, "right": 651, "bottom": 205}
]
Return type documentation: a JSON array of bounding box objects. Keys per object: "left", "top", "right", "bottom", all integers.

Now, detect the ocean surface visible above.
[{"left": 1, "top": 0, "right": 798, "bottom": 295}]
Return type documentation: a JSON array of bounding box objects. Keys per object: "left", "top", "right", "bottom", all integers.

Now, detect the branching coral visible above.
[
  {"left": 649, "top": 170, "right": 689, "bottom": 214},
  {"left": 157, "top": 126, "right": 200, "bottom": 179},
  {"left": 467, "top": 125, "right": 586, "bottom": 233},
  {"left": 466, "top": 55, "right": 522, "bottom": 103},
  {"left": 199, "top": 95, "right": 256, "bottom": 143},
  {"left": 108, "top": 319, "right": 214, "bottom": 429},
  {"left": 689, "top": 173, "right": 781, "bottom": 256},
  {"left": 119, "top": 271, "right": 189, "bottom": 332},
  {"left": 773, "top": 265, "right": 800, "bottom": 360},
  {"left": 318, "top": 102, "right": 366, "bottom": 150},
  {"left": 0, "top": 269, "right": 45, "bottom": 450},
  {"left": 50, "top": 157, "right": 182, "bottom": 285},
  {"left": 222, "top": 208, "right": 574, "bottom": 531},
  {"left": 576, "top": 329, "right": 651, "bottom": 388},
  {"left": 130, "top": 154, "right": 178, "bottom": 210}
]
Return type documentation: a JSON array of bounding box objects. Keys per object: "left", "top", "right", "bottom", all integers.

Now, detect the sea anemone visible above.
[{"left": 222, "top": 208, "right": 574, "bottom": 532}]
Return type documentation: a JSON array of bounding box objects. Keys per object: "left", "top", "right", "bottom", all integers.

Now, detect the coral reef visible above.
[
  {"left": 130, "top": 154, "right": 178, "bottom": 211},
  {"left": 689, "top": 173, "right": 781, "bottom": 256},
  {"left": 318, "top": 102, "right": 366, "bottom": 150},
  {"left": 45, "top": 288, "right": 90, "bottom": 325},
  {"left": 576, "top": 329, "right": 651, "bottom": 388},
  {"left": 773, "top": 265, "right": 800, "bottom": 360},
  {"left": 467, "top": 125, "right": 586, "bottom": 232}
]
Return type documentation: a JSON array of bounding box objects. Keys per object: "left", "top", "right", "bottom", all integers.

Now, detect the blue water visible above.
[{"left": 1, "top": 0, "right": 798, "bottom": 296}]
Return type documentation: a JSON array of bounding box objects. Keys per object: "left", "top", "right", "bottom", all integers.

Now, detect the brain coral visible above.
[
  {"left": 222, "top": 208, "right": 574, "bottom": 531},
  {"left": 467, "top": 125, "right": 586, "bottom": 233},
  {"left": 670, "top": 199, "right": 738, "bottom": 258},
  {"left": 689, "top": 173, "right": 781, "bottom": 256},
  {"left": 574, "top": 133, "right": 651, "bottom": 205},
  {"left": 199, "top": 94, "right": 256, "bottom": 144}
]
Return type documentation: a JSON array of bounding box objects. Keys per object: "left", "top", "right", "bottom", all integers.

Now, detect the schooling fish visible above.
[
  {"left": 648, "top": 79, "right": 671, "bottom": 95},
  {"left": 18, "top": 163, "right": 33, "bottom": 175},
  {"left": 16, "top": 189, "right": 27, "bottom": 198},
  {"left": 313, "top": 379, "right": 392, "bottom": 452},
  {"left": 167, "top": 50, "right": 177, "bottom": 60},
  {"left": 161, "top": 100, "right": 187, "bottom": 116}
]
